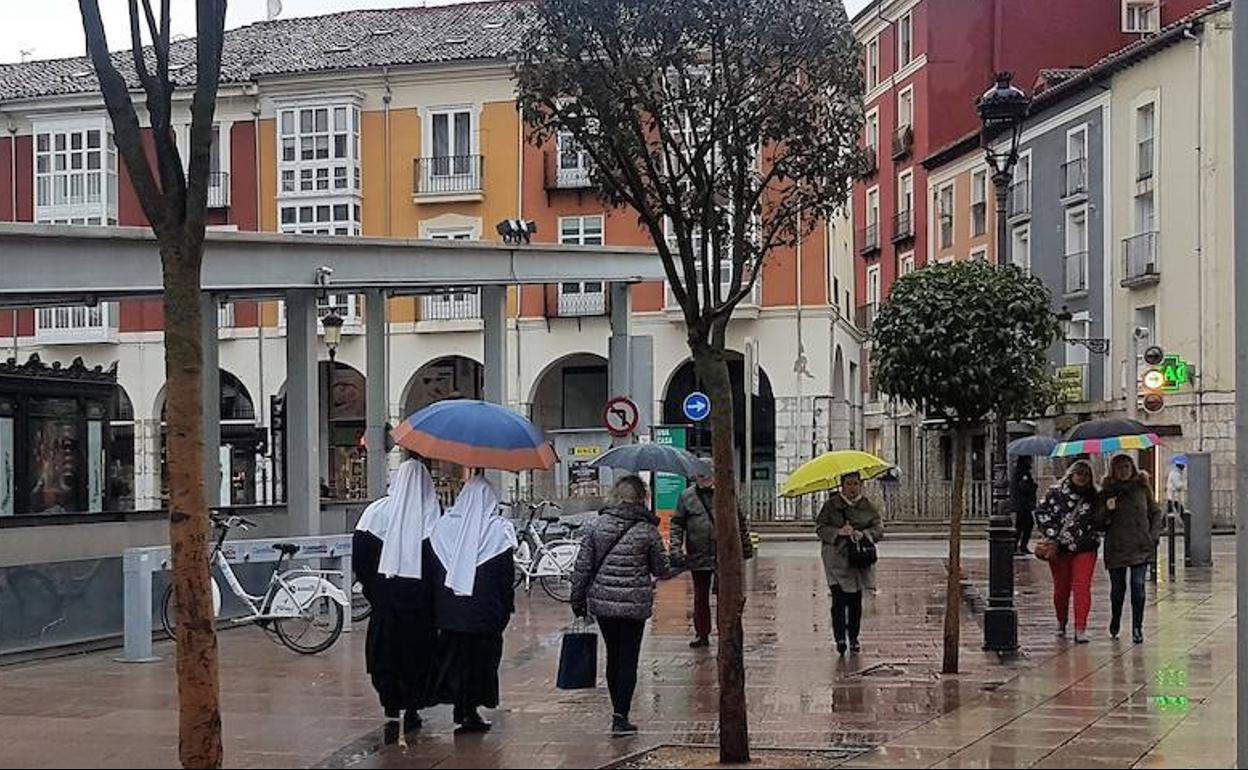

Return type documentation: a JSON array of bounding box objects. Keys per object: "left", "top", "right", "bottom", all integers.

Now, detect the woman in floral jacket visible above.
[{"left": 1033, "top": 459, "right": 1101, "bottom": 643}]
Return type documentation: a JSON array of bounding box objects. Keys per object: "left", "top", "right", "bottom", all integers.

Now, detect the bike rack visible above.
[{"left": 119, "top": 534, "right": 353, "bottom": 664}]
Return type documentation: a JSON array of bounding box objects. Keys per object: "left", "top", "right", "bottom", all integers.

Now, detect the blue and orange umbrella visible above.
[{"left": 391, "top": 399, "right": 557, "bottom": 472}]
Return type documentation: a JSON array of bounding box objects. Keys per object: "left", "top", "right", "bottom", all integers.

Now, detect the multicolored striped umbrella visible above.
[
  {"left": 1051, "top": 418, "right": 1161, "bottom": 457},
  {"left": 391, "top": 399, "right": 557, "bottom": 471}
]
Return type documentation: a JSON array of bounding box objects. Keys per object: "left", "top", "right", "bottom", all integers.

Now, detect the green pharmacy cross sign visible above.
[{"left": 1159, "top": 354, "right": 1192, "bottom": 393}]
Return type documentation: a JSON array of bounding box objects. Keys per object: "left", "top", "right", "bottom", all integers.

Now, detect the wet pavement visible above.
[{"left": 0, "top": 539, "right": 1236, "bottom": 769}]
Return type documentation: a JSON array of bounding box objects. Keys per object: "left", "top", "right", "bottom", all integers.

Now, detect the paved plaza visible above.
[{"left": 0, "top": 539, "right": 1235, "bottom": 769}]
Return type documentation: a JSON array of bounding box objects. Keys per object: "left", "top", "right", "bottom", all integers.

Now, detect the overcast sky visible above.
[{"left": 2, "top": 0, "right": 874, "bottom": 64}]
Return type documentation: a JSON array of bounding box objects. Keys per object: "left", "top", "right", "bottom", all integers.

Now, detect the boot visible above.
[{"left": 611, "top": 714, "right": 639, "bottom": 737}]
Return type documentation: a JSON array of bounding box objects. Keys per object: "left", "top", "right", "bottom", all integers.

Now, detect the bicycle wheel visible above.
[
  {"left": 159, "top": 584, "right": 177, "bottom": 639},
  {"left": 275, "top": 596, "right": 344, "bottom": 654},
  {"left": 350, "top": 580, "right": 371, "bottom": 623},
  {"left": 538, "top": 542, "right": 579, "bottom": 603}
]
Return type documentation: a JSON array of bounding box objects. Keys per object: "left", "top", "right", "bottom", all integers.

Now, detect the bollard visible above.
[
  {"left": 1188, "top": 452, "right": 1214, "bottom": 568},
  {"left": 1167, "top": 514, "right": 1177, "bottom": 582}
]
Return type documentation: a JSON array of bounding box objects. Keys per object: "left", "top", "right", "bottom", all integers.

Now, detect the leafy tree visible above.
[
  {"left": 77, "top": 1, "right": 227, "bottom": 766},
  {"left": 516, "top": 0, "right": 863, "bottom": 760},
  {"left": 871, "top": 261, "right": 1059, "bottom": 674}
]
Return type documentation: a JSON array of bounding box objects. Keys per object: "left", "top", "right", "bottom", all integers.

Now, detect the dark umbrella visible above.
[
  {"left": 1007, "top": 435, "right": 1059, "bottom": 457},
  {"left": 589, "top": 444, "right": 711, "bottom": 477}
]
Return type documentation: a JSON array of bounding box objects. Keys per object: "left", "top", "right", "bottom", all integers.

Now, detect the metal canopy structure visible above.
[
  {"left": 0, "top": 223, "right": 660, "bottom": 538},
  {"left": 0, "top": 223, "right": 664, "bottom": 304}
]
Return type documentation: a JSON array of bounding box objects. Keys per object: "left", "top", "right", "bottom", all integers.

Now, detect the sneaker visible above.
[
  {"left": 835, "top": 639, "right": 847, "bottom": 655},
  {"left": 1132, "top": 628, "right": 1144, "bottom": 644},
  {"left": 1074, "top": 631, "right": 1090, "bottom": 644},
  {"left": 611, "top": 714, "right": 639, "bottom": 737},
  {"left": 689, "top": 637, "right": 710, "bottom": 649}
]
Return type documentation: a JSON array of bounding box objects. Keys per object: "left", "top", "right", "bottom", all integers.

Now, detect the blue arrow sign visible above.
[{"left": 682, "top": 391, "right": 711, "bottom": 422}]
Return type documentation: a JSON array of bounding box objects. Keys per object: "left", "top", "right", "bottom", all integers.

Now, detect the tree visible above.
[
  {"left": 516, "top": 0, "right": 863, "bottom": 760},
  {"left": 77, "top": 2, "right": 227, "bottom": 766},
  {"left": 871, "top": 261, "right": 1059, "bottom": 674}
]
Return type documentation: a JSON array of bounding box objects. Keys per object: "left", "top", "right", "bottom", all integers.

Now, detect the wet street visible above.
[{"left": 0, "top": 539, "right": 1235, "bottom": 769}]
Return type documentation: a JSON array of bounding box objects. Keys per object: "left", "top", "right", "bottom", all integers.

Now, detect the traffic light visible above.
[{"left": 1140, "top": 345, "right": 1166, "bottom": 414}]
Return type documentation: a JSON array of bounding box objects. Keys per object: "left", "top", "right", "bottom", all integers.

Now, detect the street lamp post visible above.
[
  {"left": 976, "top": 72, "right": 1030, "bottom": 653},
  {"left": 320, "top": 308, "right": 344, "bottom": 498}
]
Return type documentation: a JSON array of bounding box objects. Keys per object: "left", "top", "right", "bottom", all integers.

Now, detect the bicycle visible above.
[
  {"left": 159, "top": 514, "right": 349, "bottom": 655},
  {"left": 508, "top": 501, "right": 581, "bottom": 602}
]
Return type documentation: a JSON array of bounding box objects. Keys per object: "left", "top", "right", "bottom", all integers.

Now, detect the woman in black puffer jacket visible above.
[{"left": 570, "top": 475, "right": 670, "bottom": 737}]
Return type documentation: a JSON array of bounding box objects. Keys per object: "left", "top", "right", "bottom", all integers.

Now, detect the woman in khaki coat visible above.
[{"left": 815, "top": 472, "right": 884, "bottom": 655}]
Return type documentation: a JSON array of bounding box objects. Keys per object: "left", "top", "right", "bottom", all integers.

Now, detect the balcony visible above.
[
  {"left": 1008, "top": 179, "right": 1031, "bottom": 220},
  {"left": 858, "top": 148, "right": 878, "bottom": 179},
  {"left": 544, "top": 149, "right": 593, "bottom": 191},
  {"left": 664, "top": 271, "right": 761, "bottom": 316},
  {"left": 557, "top": 283, "right": 607, "bottom": 316},
  {"left": 1122, "top": 231, "right": 1160, "bottom": 287},
  {"left": 855, "top": 302, "right": 878, "bottom": 335},
  {"left": 891, "top": 209, "right": 914, "bottom": 243},
  {"left": 35, "top": 303, "right": 119, "bottom": 344},
  {"left": 891, "top": 126, "right": 913, "bottom": 160},
  {"left": 418, "top": 291, "right": 482, "bottom": 329},
  {"left": 412, "top": 155, "right": 484, "bottom": 201},
  {"left": 207, "top": 171, "right": 230, "bottom": 209},
  {"left": 1137, "top": 138, "right": 1154, "bottom": 182},
  {"left": 860, "top": 223, "right": 881, "bottom": 254},
  {"left": 1063, "top": 251, "right": 1088, "bottom": 296},
  {"left": 1061, "top": 158, "right": 1088, "bottom": 200}
]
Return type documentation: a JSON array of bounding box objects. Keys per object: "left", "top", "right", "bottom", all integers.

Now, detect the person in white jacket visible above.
[{"left": 1166, "top": 457, "right": 1190, "bottom": 567}]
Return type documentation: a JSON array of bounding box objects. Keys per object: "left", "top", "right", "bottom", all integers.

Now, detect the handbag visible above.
[
  {"left": 1034, "top": 540, "right": 1059, "bottom": 562},
  {"left": 847, "top": 536, "right": 878, "bottom": 568},
  {"left": 556, "top": 618, "right": 599, "bottom": 690}
]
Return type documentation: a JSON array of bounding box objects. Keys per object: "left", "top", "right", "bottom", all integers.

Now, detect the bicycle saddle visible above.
[
  {"left": 272, "top": 542, "right": 301, "bottom": 556},
  {"left": 540, "top": 514, "right": 561, "bottom": 523}
]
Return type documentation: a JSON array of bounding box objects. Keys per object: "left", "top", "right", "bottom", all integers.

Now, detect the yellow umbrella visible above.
[{"left": 779, "top": 450, "right": 894, "bottom": 498}]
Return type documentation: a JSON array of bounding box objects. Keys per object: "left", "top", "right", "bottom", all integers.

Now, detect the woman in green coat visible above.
[
  {"left": 1100, "top": 454, "right": 1162, "bottom": 644},
  {"left": 815, "top": 472, "right": 884, "bottom": 655}
]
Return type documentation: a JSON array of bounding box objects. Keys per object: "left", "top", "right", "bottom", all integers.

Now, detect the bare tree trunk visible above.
[
  {"left": 943, "top": 427, "right": 966, "bottom": 675},
  {"left": 163, "top": 234, "right": 222, "bottom": 769},
  {"left": 692, "top": 343, "right": 749, "bottom": 764}
]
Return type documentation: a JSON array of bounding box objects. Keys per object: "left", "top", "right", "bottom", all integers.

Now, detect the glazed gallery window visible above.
[
  {"left": 34, "top": 119, "right": 118, "bottom": 225},
  {"left": 278, "top": 104, "right": 361, "bottom": 195}
]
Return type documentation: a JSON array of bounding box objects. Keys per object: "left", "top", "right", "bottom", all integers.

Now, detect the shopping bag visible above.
[{"left": 556, "top": 620, "right": 598, "bottom": 690}]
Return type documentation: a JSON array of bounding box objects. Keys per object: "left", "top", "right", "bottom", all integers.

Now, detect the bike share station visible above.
[{"left": 0, "top": 223, "right": 664, "bottom": 660}]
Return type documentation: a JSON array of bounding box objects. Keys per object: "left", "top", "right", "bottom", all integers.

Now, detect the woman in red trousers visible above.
[{"left": 1033, "top": 460, "right": 1102, "bottom": 643}]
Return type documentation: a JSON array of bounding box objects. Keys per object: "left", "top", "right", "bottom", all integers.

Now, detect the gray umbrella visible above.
[
  {"left": 1007, "top": 435, "right": 1059, "bottom": 457},
  {"left": 589, "top": 444, "right": 711, "bottom": 477}
]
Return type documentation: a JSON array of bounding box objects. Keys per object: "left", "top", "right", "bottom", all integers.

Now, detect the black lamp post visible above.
[
  {"left": 976, "top": 72, "right": 1030, "bottom": 654},
  {"left": 321, "top": 309, "right": 345, "bottom": 362}
]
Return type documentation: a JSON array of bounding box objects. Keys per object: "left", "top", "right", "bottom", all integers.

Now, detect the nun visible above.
[
  {"left": 428, "top": 475, "right": 517, "bottom": 734},
  {"left": 352, "top": 459, "right": 442, "bottom": 733}
]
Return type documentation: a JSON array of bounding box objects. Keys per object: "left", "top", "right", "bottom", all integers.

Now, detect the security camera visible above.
[
  {"left": 1133, "top": 326, "right": 1151, "bottom": 341},
  {"left": 315, "top": 265, "right": 334, "bottom": 287}
]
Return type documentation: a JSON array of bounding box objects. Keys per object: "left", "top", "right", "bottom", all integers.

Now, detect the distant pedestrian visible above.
[
  {"left": 570, "top": 476, "right": 670, "bottom": 738},
  {"left": 428, "top": 475, "right": 517, "bottom": 734},
  {"left": 669, "top": 467, "right": 753, "bottom": 649},
  {"left": 814, "top": 471, "right": 883, "bottom": 656},
  {"left": 352, "top": 459, "right": 442, "bottom": 734},
  {"left": 1010, "top": 456, "right": 1039, "bottom": 555},
  {"left": 1034, "top": 460, "right": 1100, "bottom": 643},
  {"left": 1100, "top": 454, "right": 1162, "bottom": 644},
  {"left": 1166, "top": 456, "right": 1190, "bottom": 566}
]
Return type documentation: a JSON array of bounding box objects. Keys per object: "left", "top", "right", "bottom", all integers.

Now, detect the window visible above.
[
  {"left": 1064, "top": 207, "right": 1089, "bottom": 294},
  {"left": 1124, "top": 1, "right": 1157, "bottom": 33},
  {"left": 895, "top": 170, "right": 913, "bottom": 239},
  {"left": 864, "top": 187, "right": 880, "bottom": 250},
  {"left": 899, "top": 252, "right": 915, "bottom": 276},
  {"left": 421, "top": 229, "right": 480, "bottom": 321},
  {"left": 277, "top": 102, "right": 362, "bottom": 236},
  {"left": 898, "top": 11, "right": 914, "bottom": 67},
  {"left": 866, "top": 264, "right": 881, "bottom": 305},
  {"left": 1134, "top": 305, "right": 1156, "bottom": 349},
  {"left": 1011, "top": 224, "right": 1031, "bottom": 271},
  {"left": 1010, "top": 153, "right": 1032, "bottom": 217},
  {"left": 431, "top": 108, "right": 473, "bottom": 176},
  {"left": 897, "top": 87, "right": 914, "bottom": 130},
  {"left": 970, "top": 169, "right": 987, "bottom": 237},
  {"left": 1137, "top": 103, "right": 1155, "bottom": 181},
  {"left": 938, "top": 183, "right": 954, "bottom": 249},
  {"left": 558, "top": 216, "right": 607, "bottom": 316},
  {"left": 1063, "top": 125, "right": 1088, "bottom": 197},
  {"left": 1134, "top": 190, "right": 1155, "bottom": 235},
  {"left": 556, "top": 130, "right": 592, "bottom": 186},
  {"left": 1065, "top": 316, "right": 1090, "bottom": 368},
  {"left": 970, "top": 247, "right": 987, "bottom": 262},
  {"left": 865, "top": 37, "right": 880, "bottom": 90},
  {"left": 865, "top": 109, "right": 880, "bottom": 159},
  {"left": 34, "top": 118, "right": 118, "bottom": 225}
]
